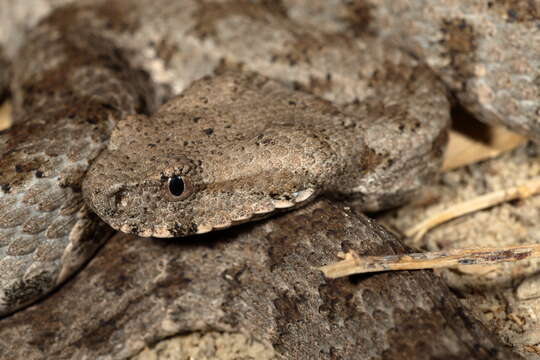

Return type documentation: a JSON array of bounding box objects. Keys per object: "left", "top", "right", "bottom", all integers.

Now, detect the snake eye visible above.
[
  {"left": 163, "top": 175, "right": 192, "bottom": 201},
  {"left": 168, "top": 176, "right": 185, "bottom": 196}
]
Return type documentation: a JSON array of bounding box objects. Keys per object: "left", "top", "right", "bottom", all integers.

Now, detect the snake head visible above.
[
  {"left": 82, "top": 73, "right": 342, "bottom": 237},
  {"left": 83, "top": 126, "right": 324, "bottom": 237}
]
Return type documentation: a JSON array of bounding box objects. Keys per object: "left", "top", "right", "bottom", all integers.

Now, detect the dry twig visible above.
[
  {"left": 404, "top": 177, "right": 540, "bottom": 243},
  {"left": 320, "top": 245, "right": 540, "bottom": 278}
]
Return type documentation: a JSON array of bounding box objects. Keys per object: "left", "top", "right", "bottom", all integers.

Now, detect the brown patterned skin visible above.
[
  {"left": 284, "top": 0, "right": 540, "bottom": 142},
  {"left": 0, "top": 0, "right": 448, "bottom": 316},
  {"left": 0, "top": 200, "right": 522, "bottom": 359},
  {"left": 83, "top": 70, "right": 449, "bottom": 237},
  {"left": 0, "top": 5, "right": 159, "bottom": 316},
  {"left": 373, "top": 0, "right": 540, "bottom": 142}
]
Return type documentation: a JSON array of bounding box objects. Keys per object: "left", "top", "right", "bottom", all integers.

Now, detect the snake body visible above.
[
  {"left": 0, "top": 3, "right": 160, "bottom": 315},
  {"left": 0, "top": 0, "right": 452, "bottom": 316}
]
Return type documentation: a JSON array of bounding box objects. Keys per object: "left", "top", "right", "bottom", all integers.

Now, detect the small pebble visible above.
[{"left": 516, "top": 273, "right": 540, "bottom": 300}]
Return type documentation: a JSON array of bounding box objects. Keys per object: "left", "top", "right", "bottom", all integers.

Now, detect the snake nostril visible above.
[
  {"left": 113, "top": 189, "right": 127, "bottom": 210},
  {"left": 103, "top": 189, "right": 126, "bottom": 217}
]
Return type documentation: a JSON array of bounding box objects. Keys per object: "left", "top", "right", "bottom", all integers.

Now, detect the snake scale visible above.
[
  {"left": 1, "top": 5, "right": 533, "bottom": 355},
  {"left": 0, "top": 0, "right": 529, "bottom": 358},
  {"left": 0, "top": 0, "right": 453, "bottom": 317}
]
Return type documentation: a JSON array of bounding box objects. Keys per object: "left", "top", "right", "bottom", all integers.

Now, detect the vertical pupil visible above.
[{"left": 168, "top": 176, "right": 184, "bottom": 196}]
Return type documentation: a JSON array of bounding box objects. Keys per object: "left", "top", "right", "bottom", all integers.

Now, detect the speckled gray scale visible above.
[
  {"left": 0, "top": 200, "right": 521, "bottom": 359},
  {"left": 284, "top": 0, "right": 540, "bottom": 142},
  {"left": 84, "top": 70, "right": 449, "bottom": 237},
  {"left": 0, "top": 7, "right": 158, "bottom": 316},
  {"left": 1, "top": 0, "right": 450, "bottom": 317}
]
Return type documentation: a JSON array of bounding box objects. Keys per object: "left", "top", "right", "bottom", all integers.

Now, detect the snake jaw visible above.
[
  {"left": 253, "top": 203, "right": 276, "bottom": 215},
  {"left": 212, "top": 221, "right": 233, "bottom": 230},
  {"left": 231, "top": 214, "right": 252, "bottom": 222},
  {"left": 151, "top": 225, "right": 173, "bottom": 237},
  {"left": 193, "top": 187, "right": 317, "bottom": 235},
  {"left": 293, "top": 188, "right": 316, "bottom": 203},
  {"left": 273, "top": 199, "right": 295, "bottom": 209},
  {"left": 138, "top": 229, "right": 153, "bottom": 238},
  {"left": 196, "top": 224, "right": 213, "bottom": 234}
]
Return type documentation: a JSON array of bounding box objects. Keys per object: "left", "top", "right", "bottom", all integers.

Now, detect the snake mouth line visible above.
[
  {"left": 194, "top": 187, "right": 318, "bottom": 235},
  {"left": 119, "top": 188, "right": 318, "bottom": 238}
]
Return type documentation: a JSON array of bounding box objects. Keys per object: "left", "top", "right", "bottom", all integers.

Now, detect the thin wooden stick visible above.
[
  {"left": 319, "top": 245, "right": 540, "bottom": 278},
  {"left": 0, "top": 101, "right": 12, "bottom": 131},
  {"left": 404, "top": 177, "right": 540, "bottom": 242}
]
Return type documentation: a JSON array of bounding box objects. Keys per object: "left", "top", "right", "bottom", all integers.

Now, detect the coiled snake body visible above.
[{"left": 2, "top": 0, "right": 452, "bottom": 316}]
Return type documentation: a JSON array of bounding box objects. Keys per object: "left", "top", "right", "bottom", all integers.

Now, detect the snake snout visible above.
[
  {"left": 84, "top": 181, "right": 124, "bottom": 220},
  {"left": 112, "top": 188, "right": 127, "bottom": 212},
  {"left": 101, "top": 187, "right": 133, "bottom": 221}
]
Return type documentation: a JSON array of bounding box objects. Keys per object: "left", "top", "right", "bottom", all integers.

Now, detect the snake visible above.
[{"left": 1, "top": 0, "right": 454, "bottom": 317}]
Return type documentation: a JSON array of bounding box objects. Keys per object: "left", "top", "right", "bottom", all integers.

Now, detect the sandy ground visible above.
[{"left": 380, "top": 139, "right": 540, "bottom": 359}]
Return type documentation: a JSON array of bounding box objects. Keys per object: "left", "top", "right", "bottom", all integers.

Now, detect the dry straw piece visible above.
[
  {"left": 320, "top": 245, "right": 540, "bottom": 278},
  {"left": 0, "top": 101, "right": 11, "bottom": 131},
  {"left": 442, "top": 127, "right": 525, "bottom": 171},
  {"left": 404, "top": 177, "right": 540, "bottom": 243}
]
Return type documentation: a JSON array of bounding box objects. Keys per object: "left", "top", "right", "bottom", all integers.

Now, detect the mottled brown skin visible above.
[
  {"left": 84, "top": 72, "right": 345, "bottom": 237},
  {"left": 84, "top": 71, "right": 448, "bottom": 237},
  {"left": 286, "top": 0, "right": 540, "bottom": 142},
  {"left": 0, "top": 4, "right": 159, "bottom": 316},
  {"left": 0, "top": 1, "right": 524, "bottom": 358},
  {"left": 0, "top": 0, "right": 451, "bottom": 318},
  {"left": 0, "top": 200, "right": 522, "bottom": 359}
]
